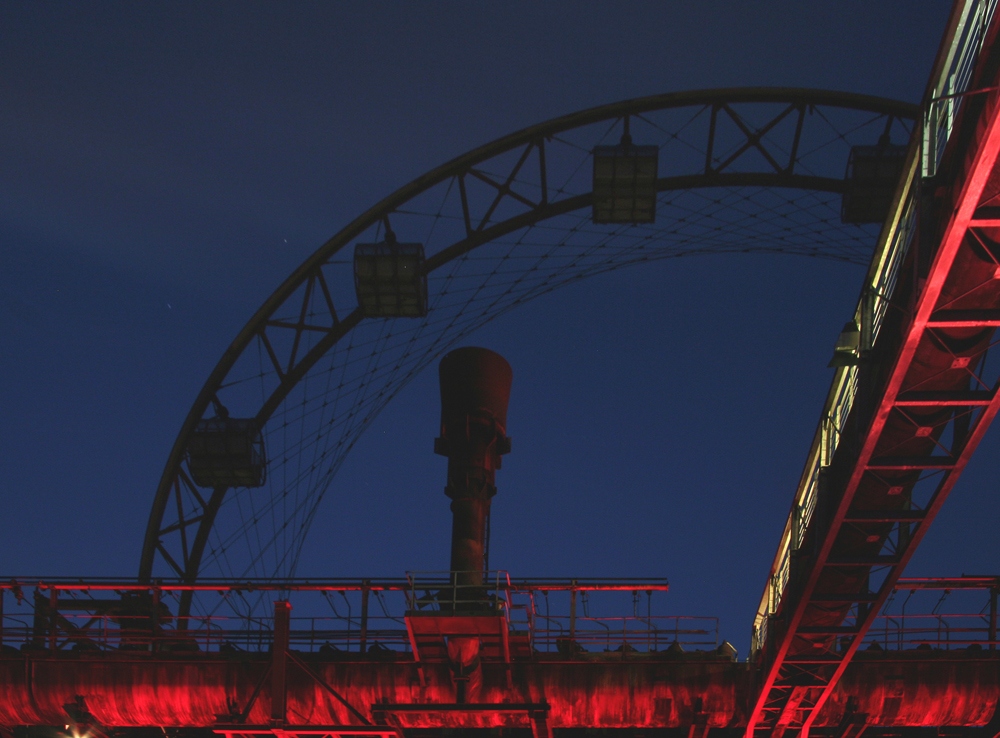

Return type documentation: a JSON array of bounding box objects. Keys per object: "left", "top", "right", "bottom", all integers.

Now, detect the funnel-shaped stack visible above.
[{"left": 434, "top": 347, "right": 512, "bottom": 590}]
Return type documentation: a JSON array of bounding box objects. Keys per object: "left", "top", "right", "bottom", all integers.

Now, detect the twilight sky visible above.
[{"left": 2, "top": 2, "right": 984, "bottom": 653}]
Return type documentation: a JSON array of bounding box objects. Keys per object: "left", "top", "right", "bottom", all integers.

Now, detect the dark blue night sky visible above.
[{"left": 3, "top": 2, "right": 986, "bottom": 654}]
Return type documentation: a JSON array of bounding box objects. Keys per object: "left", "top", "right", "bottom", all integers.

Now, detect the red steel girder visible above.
[
  {"left": 747, "top": 13, "right": 1000, "bottom": 738},
  {"left": 214, "top": 729, "right": 398, "bottom": 738}
]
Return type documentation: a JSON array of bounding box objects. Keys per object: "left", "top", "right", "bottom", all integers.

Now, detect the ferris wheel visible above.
[{"left": 137, "top": 88, "right": 919, "bottom": 619}]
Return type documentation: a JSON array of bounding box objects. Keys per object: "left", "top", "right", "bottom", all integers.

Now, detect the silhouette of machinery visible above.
[{"left": 5, "top": 4, "right": 1000, "bottom": 738}]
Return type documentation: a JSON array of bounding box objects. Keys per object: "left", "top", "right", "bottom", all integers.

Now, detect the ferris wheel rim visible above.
[{"left": 138, "top": 86, "right": 920, "bottom": 588}]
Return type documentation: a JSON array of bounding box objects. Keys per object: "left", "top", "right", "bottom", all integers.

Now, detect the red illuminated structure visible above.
[
  {"left": 8, "top": 4, "right": 1000, "bottom": 738},
  {"left": 747, "top": 2, "right": 1000, "bottom": 736},
  {"left": 1, "top": 577, "right": 998, "bottom": 736}
]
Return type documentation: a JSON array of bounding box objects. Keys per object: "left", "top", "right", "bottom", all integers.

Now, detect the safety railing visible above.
[
  {"left": 531, "top": 614, "right": 718, "bottom": 654},
  {"left": 924, "top": 0, "right": 1000, "bottom": 178},
  {"left": 0, "top": 576, "right": 685, "bottom": 657},
  {"left": 864, "top": 613, "right": 994, "bottom": 651},
  {"left": 0, "top": 612, "right": 417, "bottom": 655},
  {"left": 752, "top": 0, "right": 1000, "bottom": 656},
  {"left": 753, "top": 577, "right": 1000, "bottom": 656},
  {"left": 404, "top": 570, "right": 512, "bottom": 615},
  {"left": 752, "top": 148, "right": 923, "bottom": 655},
  {"left": 862, "top": 577, "right": 1000, "bottom": 652}
]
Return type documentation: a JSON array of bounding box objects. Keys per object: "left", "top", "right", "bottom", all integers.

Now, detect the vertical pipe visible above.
[
  {"left": 48, "top": 588, "right": 57, "bottom": 653},
  {"left": 360, "top": 583, "right": 370, "bottom": 654},
  {"left": 570, "top": 582, "right": 578, "bottom": 645},
  {"left": 151, "top": 588, "right": 160, "bottom": 652},
  {"left": 646, "top": 590, "right": 653, "bottom": 650},
  {"left": 435, "top": 348, "right": 512, "bottom": 593},
  {"left": 271, "top": 600, "right": 291, "bottom": 726},
  {"left": 989, "top": 586, "right": 997, "bottom": 650}
]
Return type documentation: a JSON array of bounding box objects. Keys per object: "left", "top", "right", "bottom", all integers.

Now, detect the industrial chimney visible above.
[{"left": 434, "top": 347, "right": 512, "bottom": 591}]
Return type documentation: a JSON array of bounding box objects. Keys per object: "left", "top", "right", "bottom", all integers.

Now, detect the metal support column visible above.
[
  {"left": 48, "top": 588, "right": 57, "bottom": 653},
  {"left": 271, "top": 600, "right": 291, "bottom": 727},
  {"left": 569, "top": 581, "right": 577, "bottom": 645},
  {"left": 360, "top": 583, "right": 369, "bottom": 654},
  {"left": 990, "top": 587, "right": 997, "bottom": 651}
]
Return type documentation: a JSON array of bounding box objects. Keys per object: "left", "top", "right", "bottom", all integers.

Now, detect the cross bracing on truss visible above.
[{"left": 138, "top": 88, "right": 918, "bottom": 621}]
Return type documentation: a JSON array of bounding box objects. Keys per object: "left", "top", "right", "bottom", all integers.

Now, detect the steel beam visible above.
[
  {"left": 272, "top": 600, "right": 291, "bottom": 727},
  {"left": 746, "top": 7, "right": 1000, "bottom": 738}
]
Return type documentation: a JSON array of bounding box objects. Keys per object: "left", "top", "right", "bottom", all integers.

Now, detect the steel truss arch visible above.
[{"left": 139, "top": 88, "right": 919, "bottom": 614}]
